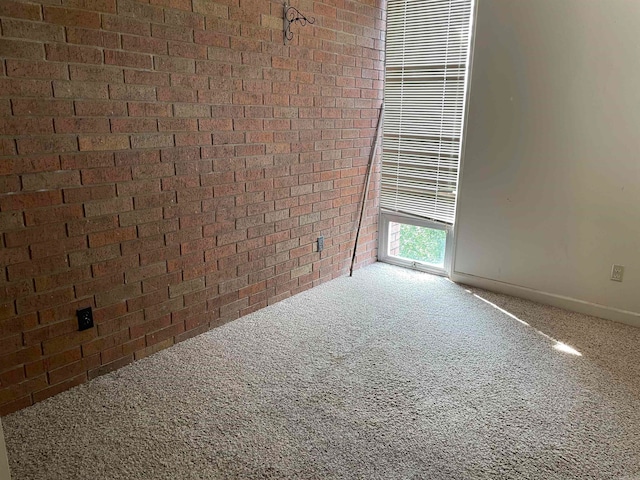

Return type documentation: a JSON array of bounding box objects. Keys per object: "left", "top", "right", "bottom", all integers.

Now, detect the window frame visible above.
[{"left": 378, "top": 210, "right": 453, "bottom": 277}]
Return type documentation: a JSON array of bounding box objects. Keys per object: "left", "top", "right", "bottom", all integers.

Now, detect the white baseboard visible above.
[
  {"left": 0, "top": 421, "right": 11, "bottom": 480},
  {"left": 450, "top": 271, "right": 640, "bottom": 328}
]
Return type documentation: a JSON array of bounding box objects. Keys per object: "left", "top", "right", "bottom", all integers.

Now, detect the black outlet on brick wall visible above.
[{"left": 77, "top": 307, "right": 94, "bottom": 331}]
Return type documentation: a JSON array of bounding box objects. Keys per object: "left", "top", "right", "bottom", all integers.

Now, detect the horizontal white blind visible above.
[{"left": 381, "top": 0, "right": 472, "bottom": 224}]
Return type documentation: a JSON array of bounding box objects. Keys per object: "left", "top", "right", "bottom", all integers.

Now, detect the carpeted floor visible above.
[{"left": 3, "top": 263, "right": 640, "bottom": 479}]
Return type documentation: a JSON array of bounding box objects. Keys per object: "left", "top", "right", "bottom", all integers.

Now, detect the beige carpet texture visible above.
[{"left": 3, "top": 263, "right": 640, "bottom": 479}]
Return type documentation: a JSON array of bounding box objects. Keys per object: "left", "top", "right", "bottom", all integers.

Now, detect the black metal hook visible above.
[{"left": 284, "top": 3, "right": 315, "bottom": 43}]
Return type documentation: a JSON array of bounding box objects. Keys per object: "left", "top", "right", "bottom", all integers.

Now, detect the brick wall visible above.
[{"left": 0, "top": 0, "right": 385, "bottom": 415}]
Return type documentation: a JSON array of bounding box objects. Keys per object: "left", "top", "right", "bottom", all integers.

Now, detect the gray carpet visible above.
[{"left": 3, "top": 263, "right": 640, "bottom": 479}]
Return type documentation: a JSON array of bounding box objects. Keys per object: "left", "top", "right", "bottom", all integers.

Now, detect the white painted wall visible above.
[
  {"left": 454, "top": 0, "right": 640, "bottom": 317},
  {"left": 0, "top": 421, "right": 11, "bottom": 480}
]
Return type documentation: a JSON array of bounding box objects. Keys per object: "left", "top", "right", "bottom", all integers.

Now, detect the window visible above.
[
  {"left": 379, "top": 212, "right": 452, "bottom": 274},
  {"left": 379, "top": 0, "right": 473, "bottom": 274}
]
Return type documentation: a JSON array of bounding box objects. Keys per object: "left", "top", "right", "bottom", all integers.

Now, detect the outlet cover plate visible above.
[
  {"left": 77, "top": 307, "right": 94, "bottom": 331},
  {"left": 317, "top": 236, "right": 324, "bottom": 252},
  {"left": 611, "top": 264, "right": 624, "bottom": 282}
]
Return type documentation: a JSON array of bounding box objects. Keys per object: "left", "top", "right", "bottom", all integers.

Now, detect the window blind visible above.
[{"left": 381, "top": 0, "right": 472, "bottom": 224}]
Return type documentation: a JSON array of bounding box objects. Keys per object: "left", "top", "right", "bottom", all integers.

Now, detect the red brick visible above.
[
  {"left": 130, "top": 163, "right": 174, "bottom": 179},
  {"left": 48, "top": 356, "right": 100, "bottom": 385},
  {"left": 82, "top": 330, "right": 130, "bottom": 358},
  {"left": 35, "top": 267, "right": 91, "bottom": 293},
  {"left": 44, "top": 6, "right": 101, "bottom": 28},
  {"left": 164, "top": 9, "right": 204, "bottom": 29},
  {"left": 41, "top": 348, "right": 81, "bottom": 372},
  {"left": 12, "top": 98, "right": 72, "bottom": 116},
  {"left": 17, "top": 287, "right": 76, "bottom": 315},
  {"left": 83, "top": 197, "right": 133, "bottom": 218},
  {"left": 168, "top": 41, "right": 207, "bottom": 59},
  {"left": 124, "top": 69, "right": 170, "bottom": 86},
  {"left": 110, "top": 118, "right": 158, "bottom": 133},
  {"left": 61, "top": 152, "right": 114, "bottom": 170},
  {"left": 63, "top": 184, "right": 117, "bottom": 203},
  {"left": 0, "top": 190, "right": 62, "bottom": 211},
  {"left": 196, "top": 60, "right": 233, "bottom": 77},
  {"left": 55, "top": 117, "right": 111, "bottom": 134},
  {"left": 102, "top": 14, "right": 150, "bottom": 36},
  {"left": 53, "top": 81, "right": 109, "bottom": 99},
  {"left": 6, "top": 257, "right": 68, "bottom": 288},
  {"left": 0, "top": 365, "right": 26, "bottom": 387},
  {"left": 175, "top": 132, "right": 212, "bottom": 146},
  {"left": 114, "top": 149, "right": 160, "bottom": 166},
  {"left": 22, "top": 319, "right": 76, "bottom": 346},
  {"left": 121, "top": 35, "right": 168, "bottom": 55},
  {"left": 199, "top": 118, "right": 233, "bottom": 131},
  {"left": 95, "top": 283, "right": 141, "bottom": 308},
  {"left": 0, "top": 118, "right": 53, "bottom": 135},
  {"left": 151, "top": 23, "right": 192, "bottom": 42},
  {"left": 150, "top": 0, "right": 192, "bottom": 10},
  {"left": 146, "top": 322, "right": 184, "bottom": 347},
  {"left": 173, "top": 103, "right": 210, "bottom": 118},
  {"left": 67, "top": 215, "right": 118, "bottom": 236},
  {"left": 197, "top": 89, "right": 232, "bottom": 104},
  {"left": 154, "top": 55, "right": 195, "bottom": 74},
  {"left": 0, "top": 348, "right": 42, "bottom": 376},
  {"left": 63, "top": 0, "right": 117, "bottom": 13},
  {"left": 0, "top": 212, "right": 24, "bottom": 233},
  {"left": 130, "top": 134, "right": 174, "bottom": 149},
  {"left": 0, "top": 1, "right": 42, "bottom": 20},
  {"left": 66, "top": 26, "right": 119, "bottom": 49},
  {"left": 45, "top": 43, "right": 103, "bottom": 64},
  {"left": 24, "top": 204, "right": 84, "bottom": 226},
  {"left": 88, "top": 226, "right": 137, "bottom": 247},
  {"left": 69, "top": 64, "right": 123, "bottom": 83},
  {"left": 0, "top": 300, "right": 18, "bottom": 320},
  {"left": 22, "top": 170, "right": 81, "bottom": 191},
  {"left": 118, "top": 0, "right": 163, "bottom": 22},
  {"left": 0, "top": 77, "right": 51, "bottom": 99},
  {"left": 1, "top": 18, "right": 65, "bottom": 43},
  {"left": 0, "top": 314, "right": 37, "bottom": 340},
  {"left": 5, "top": 59, "right": 67, "bottom": 80},
  {"left": 75, "top": 100, "right": 127, "bottom": 116},
  {"left": 109, "top": 84, "right": 157, "bottom": 102},
  {"left": 104, "top": 50, "right": 152, "bottom": 69},
  {"left": 0, "top": 176, "right": 19, "bottom": 195},
  {"left": 79, "top": 135, "right": 130, "bottom": 151},
  {"left": 16, "top": 136, "right": 77, "bottom": 155},
  {"left": 90, "top": 254, "right": 138, "bottom": 279},
  {"left": 127, "top": 102, "right": 173, "bottom": 118},
  {"left": 68, "top": 244, "right": 121, "bottom": 267},
  {"left": 29, "top": 236, "right": 87, "bottom": 261},
  {"left": 0, "top": 38, "right": 44, "bottom": 59},
  {"left": 157, "top": 86, "right": 196, "bottom": 103},
  {"left": 192, "top": 0, "right": 228, "bottom": 17},
  {"left": 194, "top": 30, "right": 230, "bottom": 48},
  {"left": 80, "top": 164, "right": 131, "bottom": 183},
  {"left": 118, "top": 207, "right": 163, "bottom": 226}
]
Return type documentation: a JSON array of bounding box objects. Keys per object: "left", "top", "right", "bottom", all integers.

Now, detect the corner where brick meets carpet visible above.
[{"left": 3, "top": 263, "right": 640, "bottom": 479}]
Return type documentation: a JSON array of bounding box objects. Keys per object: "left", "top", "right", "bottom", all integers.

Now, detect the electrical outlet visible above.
[
  {"left": 77, "top": 307, "right": 94, "bottom": 331},
  {"left": 317, "top": 236, "right": 324, "bottom": 252},
  {"left": 611, "top": 264, "right": 624, "bottom": 282}
]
